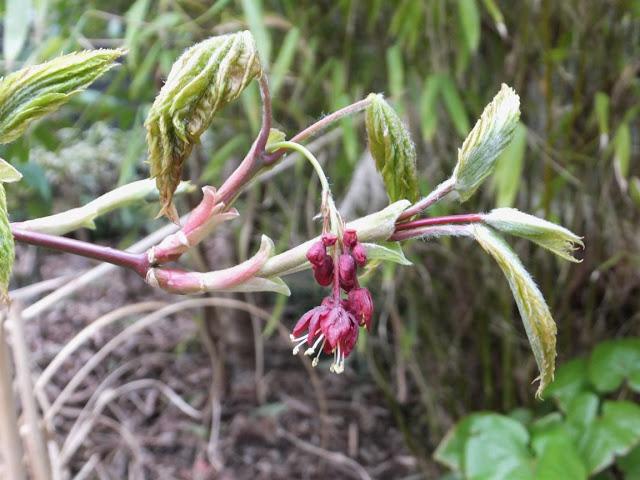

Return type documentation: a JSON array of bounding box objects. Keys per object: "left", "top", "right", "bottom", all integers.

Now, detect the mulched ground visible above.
[{"left": 14, "top": 246, "right": 426, "bottom": 480}]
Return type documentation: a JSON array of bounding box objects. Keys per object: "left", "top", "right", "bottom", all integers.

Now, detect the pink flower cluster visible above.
[{"left": 290, "top": 229, "right": 373, "bottom": 373}]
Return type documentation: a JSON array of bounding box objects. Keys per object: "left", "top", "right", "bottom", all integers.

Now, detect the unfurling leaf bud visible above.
[
  {"left": 452, "top": 84, "right": 520, "bottom": 201},
  {"left": 0, "top": 49, "right": 124, "bottom": 144},
  {"left": 343, "top": 229, "right": 358, "bottom": 249},
  {"left": 352, "top": 243, "right": 367, "bottom": 266},
  {"left": 365, "top": 94, "right": 419, "bottom": 203},
  {"left": 347, "top": 287, "right": 374, "bottom": 330},
  {"left": 145, "top": 31, "right": 262, "bottom": 221},
  {"left": 338, "top": 253, "right": 357, "bottom": 291},
  {"left": 483, "top": 208, "right": 584, "bottom": 262},
  {"left": 306, "top": 240, "right": 327, "bottom": 266},
  {"left": 313, "top": 256, "right": 334, "bottom": 286}
]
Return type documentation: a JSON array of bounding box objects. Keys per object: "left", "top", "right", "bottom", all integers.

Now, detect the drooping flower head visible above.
[{"left": 291, "top": 228, "right": 374, "bottom": 374}]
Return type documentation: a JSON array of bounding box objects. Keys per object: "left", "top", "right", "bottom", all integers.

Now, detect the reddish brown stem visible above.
[
  {"left": 262, "top": 97, "right": 371, "bottom": 165},
  {"left": 12, "top": 227, "right": 149, "bottom": 277},
  {"left": 394, "top": 213, "right": 483, "bottom": 232}
]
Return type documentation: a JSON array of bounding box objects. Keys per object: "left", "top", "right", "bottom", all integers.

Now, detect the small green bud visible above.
[
  {"left": 473, "top": 225, "right": 557, "bottom": 398},
  {"left": 484, "top": 208, "right": 584, "bottom": 262},
  {"left": 452, "top": 84, "right": 520, "bottom": 201},
  {"left": 365, "top": 94, "right": 419, "bottom": 203},
  {"left": 0, "top": 49, "right": 124, "bottom": 144},
  {"left": 145, "top": 31, "right": 262, "bottom": 221}
]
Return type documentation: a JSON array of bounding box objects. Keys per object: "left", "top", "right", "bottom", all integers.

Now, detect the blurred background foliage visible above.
[{"left": 1, "top": 0, "right": 639, "bottom": 474}]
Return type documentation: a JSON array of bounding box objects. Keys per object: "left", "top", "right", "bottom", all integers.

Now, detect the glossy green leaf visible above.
[
  {"left": 545, "top": 358, "right": 589, "bottom": 412},
  {"left": 566, "top": 392, "right": 599, "bottom": 430},
  {"left": 464, "top": 415, "right": 533, "bottom": 479},
  {"left": 577, "top": 401, "right": 640, "bottom": 474},
  {"left": 434, "top": 413, "right": 532, "bottom": 477},
  {"left": 587, "top": 338, "right": 640, "bottom": 393},
  {"left": 365, "top": 94, "right": 419, "bottom": 202},
  {"left": 493, "top": 123, "right": 527, "bottom": 207},
  {"left": 619, "top": 444, "right": 640, "bottom": 479},
  {"left": 534, "top": 432, "right": 587, "bottom": 480}
]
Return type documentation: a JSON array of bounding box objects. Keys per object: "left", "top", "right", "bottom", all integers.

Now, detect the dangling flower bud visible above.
[
  {"left": 347, "top": 287, "right": 374, "bottom": 330},
  {"left": 321, "top": 233, "right": 338, "bottom": 247},
  {"left": 338, "top": 253, "right": 357, "bottom": 291},
  {"left": 313, "top": 255, "right": 334, "bottom": 286},
  {"left": 343, "top": 229, "right": 358, "bottom": 249},
  {"left": 306, "top": 240, "right": 326, "bottom": 266},
  {"left": 352, "top": 243, "right": 367, "bottom": 267}
]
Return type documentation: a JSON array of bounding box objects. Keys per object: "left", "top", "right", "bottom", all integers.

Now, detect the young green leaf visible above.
[
  {"left": 452, "top": 84, "right": 520, "bottom": 201},
  {"left": 365, "top": 94, "right": 419, "bottom": 202},
  {"left": 0, "top": 49, "right": 124, "bottom": 144},
  {"left": 145, "top": 31, "right": 262, "bottom": 221},
  {"left": 473, "top": 225, "right": 557, "bottom": 398},
  {"left": 483, "top": 208, "right": 583, "bottom": 262}
]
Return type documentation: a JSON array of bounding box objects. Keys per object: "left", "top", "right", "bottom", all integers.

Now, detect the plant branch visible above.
[
  {"left": 12, "top": 227, "right": 149, "bottom": 277},
  {"left": 397, "top": 177, "right": 455, "bottom": 221},
  {"left": 215, "top": 74, "right": 272, "bottom": 205},
  {"left": 11, "top": 179, "right": 192, "bottom": 235},
  {"left": 394, "top": 213, "right": 483, "bottom": 231},
  {"left": 262, "top": 97, "right": 372, "bottom": 165}
]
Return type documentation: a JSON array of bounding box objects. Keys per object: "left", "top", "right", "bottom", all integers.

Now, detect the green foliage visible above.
[
  {"left": 145, "top": 31, "right": 262, "bottom": 221},
  {"left": 472, "top": 225, "right": 556, "bottom": 397},
  {"left": 484, "top": 208, "right": 583, "bottom": 262},
  {"left": 437, "top": 339, "right": 640, "bottom": 479},
  {"left": 0, "top": 49, "right": 123, "bottom": 144},
  {"left": 365, "top": 94, "right": 419, "bottom": 202},
  {"left": 452, "top": 84, "right": 520, "bottom": 202}
]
